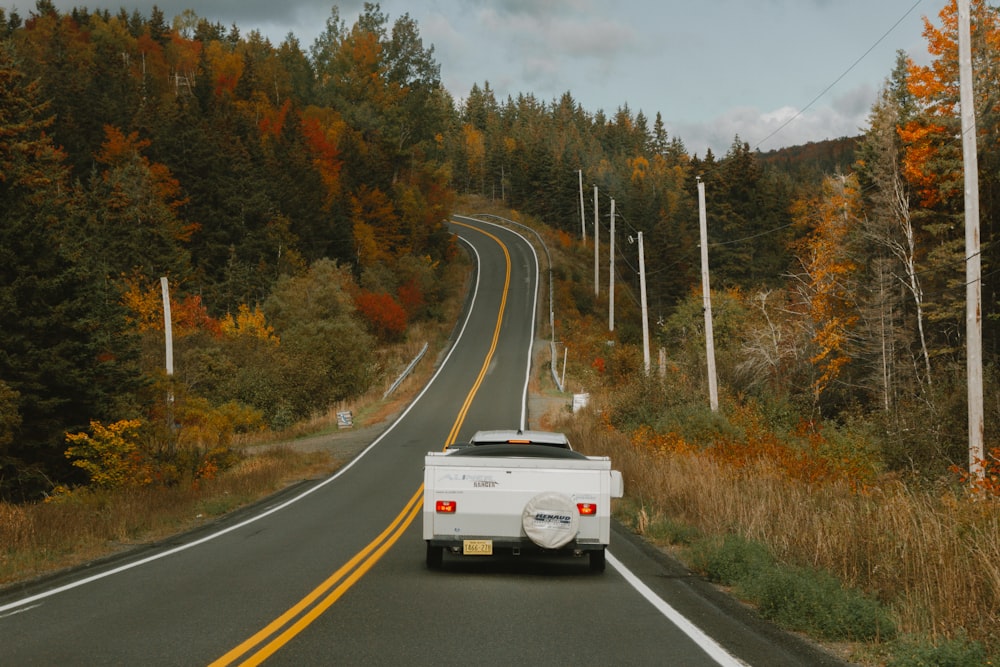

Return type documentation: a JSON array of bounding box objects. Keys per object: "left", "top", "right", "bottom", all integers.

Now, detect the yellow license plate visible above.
[{"left": 463, "top": 540, "right": 493, "bottom": 555}]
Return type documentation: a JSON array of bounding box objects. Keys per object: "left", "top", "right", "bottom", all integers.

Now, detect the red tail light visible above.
[
  {"left": 436, "top": 500, "right": 457, "bottom": 513},
  {"left": 577, "top": 503, "right": 597, "bottom": 516}
]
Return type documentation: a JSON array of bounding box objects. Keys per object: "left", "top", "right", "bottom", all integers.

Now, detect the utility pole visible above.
[
  {"left": 609, "top": 198, "right": 616, "bottom": 332},
  {"left": 637, "top": 232, "right": 650, "bottom": 374},
  {"left": 579, "top": 170, "right": 586, "bottom": 242},
  {"left": 160, "top": 277, "right": 175, "bottom": 430},
  {"left": 160, "top": 277, "right": 174, "bottom": 378},
  {"left": 594, "top": 185, "right": 600, "bottom": 296},
  {"left": 697, "top": 179, "right": 719, "bottom": 411},
  {"left": 958, "top": 0, "right": 984, "bottom": 481}
]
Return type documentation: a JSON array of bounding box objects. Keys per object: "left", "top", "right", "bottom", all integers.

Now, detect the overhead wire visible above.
[
  {"left": 575, "top": 0, "right": 988, "bottom": 296},
  {"left": 748, "top": 0, "right": 926, "bottom": 154},
  {"left": 571, "top": 0, "right": 1000, "bottom": 314}
]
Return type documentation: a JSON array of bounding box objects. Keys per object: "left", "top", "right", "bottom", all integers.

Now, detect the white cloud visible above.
[{"left": 676, "top": 97, "right": 874, "bottom": 159}]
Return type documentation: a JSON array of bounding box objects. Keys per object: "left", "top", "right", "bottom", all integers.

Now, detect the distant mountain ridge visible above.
[{"left": 758, "top": 136, "right": 860, "bottom": 182}]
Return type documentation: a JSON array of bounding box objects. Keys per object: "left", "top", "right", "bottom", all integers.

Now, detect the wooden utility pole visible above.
[
  {"left": 637, "top": 232, "right": 650, "bottom": 374},
  {"left": 609, "top": 198, "right": 616, "bottom": 332},
  {"left": 958, "top": 0, "right": 984, "bottom": 481},
  {"left": 160, "top": 277, "right": 174, "bottom": 378},
  {"left": 697, "top": 179, "right": 719, "bottom": 411},
  {"left": 160, "top": 277, "right": 175, "bottom": 432},
  {"left": 579, "top": 170, "right": 586, "bottom": 242},
  {"left": 594, "top": 185, "right": 600, "bottom": 296}
]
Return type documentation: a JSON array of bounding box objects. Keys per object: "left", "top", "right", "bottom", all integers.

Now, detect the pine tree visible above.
[{"left": 0, "top": 43, "right": 139, "bottom": 499}]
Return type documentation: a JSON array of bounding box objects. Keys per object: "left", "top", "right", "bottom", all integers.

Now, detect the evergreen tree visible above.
[
  {"left": 707, "top": 138, "right": 793, "bottom": 288},
  {"left": 0, "top": 43, "right": 139, "bottom": 499}
]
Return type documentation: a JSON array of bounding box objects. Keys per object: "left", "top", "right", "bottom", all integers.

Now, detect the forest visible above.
[{"left": 1, "top": 0, "right": 999, "bottom": 506}]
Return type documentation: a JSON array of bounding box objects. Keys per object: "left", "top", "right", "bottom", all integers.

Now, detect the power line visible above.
[{"left": 750, "top": 0, "right": 926, "bottom": 153}]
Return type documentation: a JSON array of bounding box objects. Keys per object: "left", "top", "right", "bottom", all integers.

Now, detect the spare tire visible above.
[{"left": 521, "top": 492, "right": 579, "bottom": 549}]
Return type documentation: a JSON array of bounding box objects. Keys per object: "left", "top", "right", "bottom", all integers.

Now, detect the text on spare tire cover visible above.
[{"left": 533, "top": 512, "right": 573, "bottom": 526}]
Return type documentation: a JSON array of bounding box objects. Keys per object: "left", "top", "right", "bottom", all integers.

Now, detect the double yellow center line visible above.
[{"left": 211, "top": 221, "right": 511, "bottom": 665}]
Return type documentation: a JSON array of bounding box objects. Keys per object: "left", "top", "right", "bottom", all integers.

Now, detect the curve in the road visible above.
[{"left": 210, "top": 220, "right": 517, "bottom": 664}]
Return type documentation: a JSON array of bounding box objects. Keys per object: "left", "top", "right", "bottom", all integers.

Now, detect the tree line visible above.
[
  {"left": 449, "top": 0, "right": 1000, "bottom": 480},
  {"left": 0, "top": 0, "right": 995, "bottom": 499},
  {"left": 0, "top": 1, "right": 457, "bottom": 499}
]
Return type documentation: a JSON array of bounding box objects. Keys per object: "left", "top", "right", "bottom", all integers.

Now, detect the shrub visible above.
[
  {"left": 64, "top": 419, "right": 153, "bottom": 489},
  {"left": 886, "top": 636, "right": 990, "bottom": 667},
  {"left": 355, "top": 289, "right": 408, "bottom": 342},
  {"left": 688, "top": 533, "right": 775, "bottom": 585}
]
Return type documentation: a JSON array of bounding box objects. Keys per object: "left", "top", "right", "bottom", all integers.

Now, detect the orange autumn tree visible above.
[
  {"left": 351, "top": 184, "right": 400, "bottom": 270},
  {"left": 791, "top": 174, "right": 862, "bottom": 403},
  {"left": 121, "top": 275, "right": 220, "bottom": 340},
  {"left": 900, "top": 0, "right": 1000, "bottom": 337},
  {"left": 300, "top": 106, "right": 347, "bottom": 211},
  {"left": 89, "top": 126, "right": 198, "bottom": 282},
  {"left": 461, "top": 123, "right": 485, "bottom": 192},
  {"left": 902, "top": 0, "right": 1000, "bottom": 202}
]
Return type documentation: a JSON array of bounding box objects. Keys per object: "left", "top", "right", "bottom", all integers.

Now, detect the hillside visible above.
[{"left": 758, "top": 136, "right": 860, "bottom": 183}]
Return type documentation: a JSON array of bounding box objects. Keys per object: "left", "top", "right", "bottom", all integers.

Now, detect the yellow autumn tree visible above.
[
  {"left": 351, "top": 185, "right": 398, "bottom": 269},
  {"left": 120, "top": 272, "right": 165, "bottom": 334},
  {"left": 203, "top": 39, "right": 244, "bottom": 97},
  {"left": 220, "top": 303, "right": 279, "bottom": 344},
  {"left": 65, "top": 419, "right": 152, "bottom": 489}
]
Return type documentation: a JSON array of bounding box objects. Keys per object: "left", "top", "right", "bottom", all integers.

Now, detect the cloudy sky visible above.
[{"left": 25, "top": 0, "right": 939, "bottom": 156}]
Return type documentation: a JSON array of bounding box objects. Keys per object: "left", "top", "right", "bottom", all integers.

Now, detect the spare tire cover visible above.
[{"left": 521, "top": 492, "right": 579, "bottom": 549}]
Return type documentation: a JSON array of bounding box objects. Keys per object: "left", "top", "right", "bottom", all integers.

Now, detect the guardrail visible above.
[{"left": 383, "top": 342, "right": 429, "bottom": 398}]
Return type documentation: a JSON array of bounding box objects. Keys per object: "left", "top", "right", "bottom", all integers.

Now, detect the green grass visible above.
[{"left": 686, "top": 533, "right": 896, "bottom": 642}]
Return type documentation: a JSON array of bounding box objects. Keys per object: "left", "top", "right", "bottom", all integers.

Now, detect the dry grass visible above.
[
  {"left": 0, "top": 447, "right": 333, "bottom": 588},
  {"left": 564, "top": 410, "right": 1000, "bottom": 654}
]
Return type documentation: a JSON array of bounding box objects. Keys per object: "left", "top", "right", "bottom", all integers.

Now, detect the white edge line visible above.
[
  {"left": 464, "top": 215, "right": 744, "bottom": 666},
  {"left": 607, "top": 552, "right": 749, "bottom": 667},
  {"left": 0, "top": 228, "right": 484, "bottom": 615}
]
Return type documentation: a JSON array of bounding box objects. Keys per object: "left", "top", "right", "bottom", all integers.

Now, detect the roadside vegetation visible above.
[
  {"left": 524, "top": 219, "right": 1000, "bottom": 665},
  {"left": 0, "top": 274, "right": 467, "bottom": 589},
  {"left": 4, "top": 2, "right": 1000, "bottom": 665},
  {"left": 568, "top": 413, "right": 996, "bottom": 666},
  {"left": 0, "top": 446, "right": 329, "bottom": 586}
]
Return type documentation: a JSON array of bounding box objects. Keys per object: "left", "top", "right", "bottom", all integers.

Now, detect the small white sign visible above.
[
  {"left": 572, "top": 393, "right": 590, "bottom": 413},
  {"left": 337, "top": 411, "right": 354, "bottom": 429}
]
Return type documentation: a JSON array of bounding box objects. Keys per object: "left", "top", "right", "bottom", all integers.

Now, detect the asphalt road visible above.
[{"left": 0, "top": 216, "right": 849, "bottom": 666}]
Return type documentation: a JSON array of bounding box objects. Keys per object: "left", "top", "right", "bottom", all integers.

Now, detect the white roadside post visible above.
[{"left": 160, "top": 277, "right": 173, "bottom": 378}]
